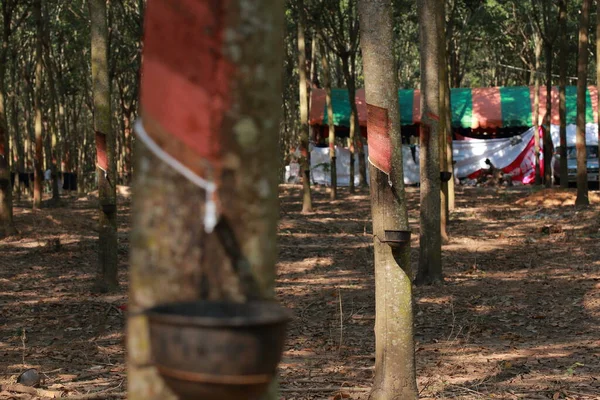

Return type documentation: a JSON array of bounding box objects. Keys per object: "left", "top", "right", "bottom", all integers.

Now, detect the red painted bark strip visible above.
[
  {"left": 367, "top": 103, "right": 391, "bottom": 173},
  {"left": 141, "top": 0, "right": 232, "bottom": 166},
  {"left": 95, "top": 131, "right": 108, "bottom": 171}
]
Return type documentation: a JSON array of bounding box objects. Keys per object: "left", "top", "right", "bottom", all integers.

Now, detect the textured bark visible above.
[
  {"left": 341, "top": 53, "right": 356, "bottom": 193},
  {"left": 0, "top": 1, "right": 16, "bottom": 237},
  {"left": 42, "top": 0, "right": 61, "bottom": 203},
  {"left": 90, "top": 0, "right": 118, "bottom": 290},
  {"left": 438, "top": 0, "right": 449, "bottom": 244},
  {"left": 359, "top": 1, "right": 418, "bottom": 398},
  {"left": 559, "top": 0, "right": 568, "bottom": 188},
  {"left": 543, "top": 42, "right": 553, "bottom": 187},
  {"left": 33, "top": 0, "right": 44, "bottom": 209},
  {"left": 575, "top": 0, "right": 590, "bottom": 206},
  {"left": 597, "top": 0, "right": 600, "bottom": 186},
  {"left": 297, "top": 0, "right": 313, "bottom": 213},
  {"left": 416, "top": 0, "right": 442, "bottom": 285},
  {"left": 532, "top": 32, "right": 542, "bottom": 186},
  {"left": 320, "top": 40, "right": 336, "bottom": 200},
  {"left": 127, "top": 2, "right": 284, "bottom": 399}
]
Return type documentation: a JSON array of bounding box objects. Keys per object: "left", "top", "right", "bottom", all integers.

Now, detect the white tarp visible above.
[
  {"left": 550, "top": 124, "right": 599, "bottom": 147},
  {"left": 452, "top": 127, "right": 537, "bottom": 180},
  {"left": 287, "top": 127, "right": 539, "bottom": 186}
]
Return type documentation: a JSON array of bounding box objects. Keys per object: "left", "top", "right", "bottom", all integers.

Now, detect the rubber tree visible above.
[
  {"left": 558, "top": 0, "right": 568, "bottom": 188},
  {"left": 297, "top": 0, "right": 313, "bottom": 213},
  {"left": 358, "top": 0, "right": 418, "bottom": 398},
  {"left": 33, "top": 0, "right": 43, "bottom": 209},
  {"left": 127, "top": 1, "right": 284, "bottom": 399},
  {"left": 532, "top": 30, "right": 543, "bottom": 185},
  {"left": 416, "top": 0, "right": 443, "bottom": 285},
  {"left": 532, "top": 0, "right": 560, "bottom": 187},
  {"left": 90, "top": 0, "right": 118, "bottom": 290},
  {"left": 0, "top": 0, "right": 17, "bottom": 237},
  {"left": 439, "top": 0, "right": 449, "bottom": 244},
  {"left": 575, "top": 0, "right": 591, "bottom": 206},
  {"left": 597, "top": 0, "right": 600, "bottom": 185},
  {"left": 319, "top": 39, "right": 337, "bottom": 200}
]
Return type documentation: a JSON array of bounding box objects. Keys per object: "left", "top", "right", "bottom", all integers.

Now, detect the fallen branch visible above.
[
  {"left": 63, "top": 391, "right": 126, "bottom": 399},
  {"left": 0, "top": 383, "right": 62, "bottom": 398},
  {"left": 280, "top": 386, "right": 370, "bottom": 393}
]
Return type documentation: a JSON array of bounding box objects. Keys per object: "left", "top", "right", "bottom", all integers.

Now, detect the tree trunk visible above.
[
  {"left": 341, "top": 53, "right": 356, "bottom": 193},
  {"left": 0, "top": 2, "right": 16, "bottom": 237},
  {"left": 320, "top": 40, "right": 336, "bottom": 200},
  {"left": 575, "top": 0, "right": 590, "bottom": 206},
  {"left": 42, "top": 2, "right": 61, "bottom": 203},
  {"left": 416, "top": 0, "right": 442, "bottom": 285},
  {"left": 438, "top": 0, "right": 449, "bottom": 244},
  {"left": 90, "top": 0, "right": 118, "bottom": 291},
  {"left": 33, "top": 0, "right": 44, "bottom": 209},
  {"left": 351, "top": 52, "right": 367, "bottom": 188},
  {"left": 127, "top": 2, "right": 284, "bottom": 399},
  {"left": 358, "top": 0, "right": 418, "bottom": 398},
  {"left": 597, "top": 0, "right": 600, "bottom": 186},
  {"left": 543, "top": 42, "right": 553, "bottom": 187},
  {"left": 533, "top": 32, "right": 542, "bottom": 185},
  {"left": 297, "top": 0, "right": 313, "bottom": 213},
  {"left": 559, "top": 0, "right": 568, "bottom": 188}
]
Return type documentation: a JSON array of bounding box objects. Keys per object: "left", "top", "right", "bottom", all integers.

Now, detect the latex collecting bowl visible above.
[{"left": 146, "top": 300, "right": 291, "bottom": 400}]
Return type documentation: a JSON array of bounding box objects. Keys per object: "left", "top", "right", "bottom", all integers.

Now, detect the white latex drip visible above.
[{"left": 134, "top": 119, "right": 218, "bottom": 233}]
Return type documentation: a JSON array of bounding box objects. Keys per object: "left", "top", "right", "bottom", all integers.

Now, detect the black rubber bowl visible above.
[{"left": 146, "top": 300, "right": 291, "bottom": 400}]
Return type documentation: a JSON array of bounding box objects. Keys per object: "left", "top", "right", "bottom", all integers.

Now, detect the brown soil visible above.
[{"left": 1, "top": 186, "right": 599, "bottom": 399}]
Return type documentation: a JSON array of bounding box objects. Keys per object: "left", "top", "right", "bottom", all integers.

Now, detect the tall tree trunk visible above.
[
  {"left": 544, "top": 42, "right": 553, "bottom": 187},
  {"left": 438, "top": 0, "right": 449, "bottom": 243},
  {"left": 297, "top": 0, "right": 313, "bottom": 213},
  {"left": 90, "top": 0, "right": 118, "bottom": 290},
  {"left": 33, "top": 0, "right": 44, "bottom": 209},
  {"left": 42, "top": 2, "right": 61, "bottom": 203},
  {"left": 559, "top": 0, "right": 568, "bottom": 188},
  {"left": 575, "top": 0, "right": 590, "bottom": 206},
  {"left": 416, "top": 0, "right": 442, "bottom": 285},
  {"left": 351, "top": 51, "right": 367, "bottom": 188},
  {"left": 0, "top": 1, "right": 16, "bottom": 237},
  {"left": 445, "top": 76, "right": 455, "bottom": 211},
  {"left": 320, "top": 41, "right": 337, "bottom": 200},
  {"left": 127, "top": 2, "right": 284, "bottom": 399},
  {"left": 341, "top": 53, "right": 356, "bottom": 193},
  {"left": 358, "top": 0, "right": 418, "bottom": 398},
  {"left": 533, "top": 32, "right": 542, "bottom": 185},
  {"left": 597, "top": 0, "right": 600, "bottom": 186}
]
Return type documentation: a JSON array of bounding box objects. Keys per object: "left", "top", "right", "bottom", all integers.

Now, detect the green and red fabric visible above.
[{"left": 309, "top": 86, "right": 599, "bottom": 129}]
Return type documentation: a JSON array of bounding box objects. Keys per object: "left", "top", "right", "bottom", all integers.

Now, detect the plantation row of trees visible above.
[{"left": 285, "top": 0, "right": 599, "bottom": 282}]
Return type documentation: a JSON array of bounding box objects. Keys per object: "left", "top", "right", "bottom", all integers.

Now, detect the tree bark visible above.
[
  {"left": 319, "top": 40, "right": 336, "bottom": 200},
  {"left": 543, "top": 42, "right": 553, "bottom": 187},
  {"left": 416, "top": 0, "right": 442, "bottom": 285},
  {"left": 42, "top": 0, "right": 61, "bottom": 203},
  {"left": 358, "top": 1, "right": 418, "bottom": 398},
  {"left": 341, "top": 53, "right": 357, "bottom": 193},
  {"left": 438, "top": 0, "right": 449, "bottom": 244},
  {"left": 33, "top": 0, "right": 44, "bottom": 209},
  {"left": 559, "top": 0, "right": 568, "bottom": 188},
  {"left": 0, "top": 1, "right": 16, "bottom": 237},
  {"left": 533, "top": 31, "right": 542, "bottom": 185},
  {"left": 575, "top": 0, "right": 590, "bottom": 206},
  {"left": 297, "top": 0, "right": 313, "bottom": 213},
  {"left": 597, "top": 0, "right": 600, "bottom": 186},
  {"left": 90, "top": 0, "right": 118, "bottom": 290},
  {"left": 127, "top": 2, "right": 284, "bottom": 400}
]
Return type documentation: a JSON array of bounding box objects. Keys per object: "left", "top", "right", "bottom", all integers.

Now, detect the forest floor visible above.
[{"left": 0, "top": 185, "right": 599, "bottom": 399}]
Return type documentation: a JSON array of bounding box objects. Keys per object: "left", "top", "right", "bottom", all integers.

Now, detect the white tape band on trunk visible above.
[{"left": 134, "top": 119, "right": 218, "bottom": 233}]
